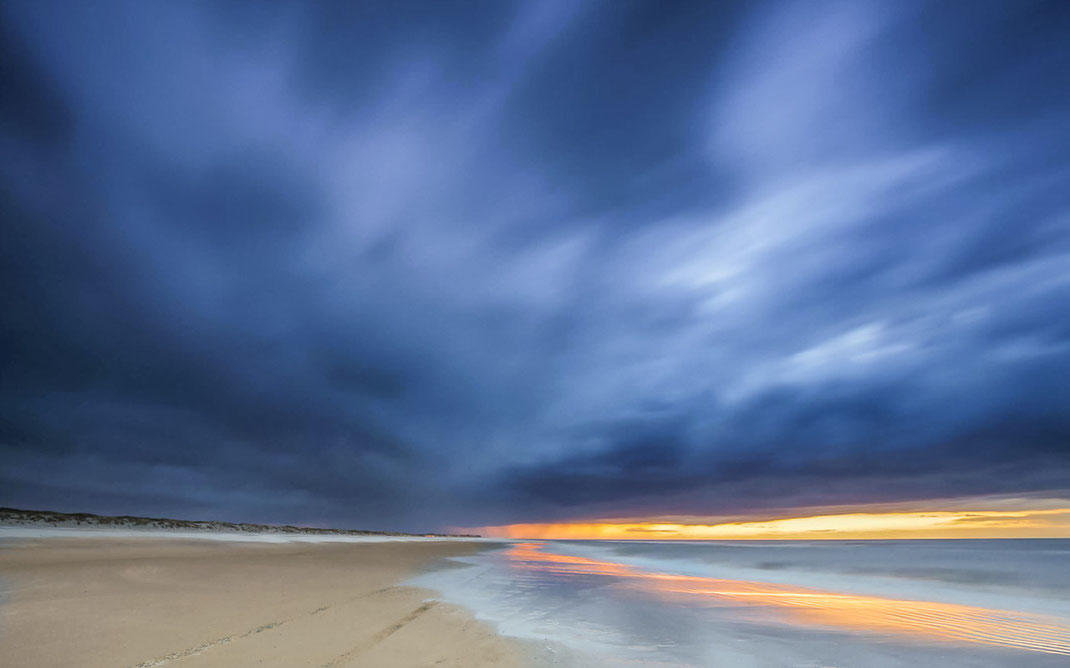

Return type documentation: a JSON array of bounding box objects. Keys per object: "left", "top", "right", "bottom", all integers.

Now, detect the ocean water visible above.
[{"left": 410, "top": 539, "right": 1070, "bottom": 667}]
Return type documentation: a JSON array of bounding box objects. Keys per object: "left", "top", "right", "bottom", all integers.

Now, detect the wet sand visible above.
[{"left": 0, "top": 537, "right": 528, "bottom": 667}]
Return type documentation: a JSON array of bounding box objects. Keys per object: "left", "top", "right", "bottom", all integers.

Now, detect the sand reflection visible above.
[{"left": 506, "top": 542, "right": 1070, "bottom": 656}]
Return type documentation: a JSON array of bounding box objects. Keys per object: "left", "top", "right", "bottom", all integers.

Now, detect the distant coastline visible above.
[{"left": 0, "top": 507, "right": 480, "bottom": 539}]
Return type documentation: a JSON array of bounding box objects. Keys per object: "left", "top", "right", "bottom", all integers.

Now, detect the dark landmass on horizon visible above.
[{"left": 0, "top": 507, "right": 480, "bottom": 538}]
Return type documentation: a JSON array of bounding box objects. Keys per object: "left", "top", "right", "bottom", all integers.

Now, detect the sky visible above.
[{"left": 1, "top": 0, "right": 1069, "bottom": 535}]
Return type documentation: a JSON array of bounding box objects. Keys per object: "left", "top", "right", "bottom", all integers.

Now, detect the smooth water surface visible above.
[{"left": 412, "top": 539, "right": 1070, "bottom": 667}]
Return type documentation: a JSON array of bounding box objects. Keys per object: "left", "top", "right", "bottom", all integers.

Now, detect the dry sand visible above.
[{"left": 0, "top": 537, "right": 530, "bottom": 667}]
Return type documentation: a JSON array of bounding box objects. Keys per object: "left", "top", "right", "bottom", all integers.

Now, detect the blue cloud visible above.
[{"left": 1, "top": 0, "right": 1068, "bottom": 530}]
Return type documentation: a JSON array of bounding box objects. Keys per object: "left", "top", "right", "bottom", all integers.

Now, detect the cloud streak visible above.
[{"left": 1, "top": 0, "right": 1068, "bottom": 530}]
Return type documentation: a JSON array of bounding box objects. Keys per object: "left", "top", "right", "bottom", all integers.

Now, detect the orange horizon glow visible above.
[{"left": 470, "top": 507, "right": 1070, "bottom": 540}]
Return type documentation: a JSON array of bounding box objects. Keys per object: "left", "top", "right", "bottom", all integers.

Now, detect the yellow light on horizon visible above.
[{"left": 470, "top": 507, "right": 1070, "bottom": 540}]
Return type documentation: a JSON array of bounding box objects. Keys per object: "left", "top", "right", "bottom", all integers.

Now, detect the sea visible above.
[{"left": 410, "top": 539, "right": 1070, "bottom": 667}]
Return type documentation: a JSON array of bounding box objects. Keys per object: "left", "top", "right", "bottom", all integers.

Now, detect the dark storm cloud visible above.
[{"left": 1, "top": 0, "right": 1068, "bottom": 530}]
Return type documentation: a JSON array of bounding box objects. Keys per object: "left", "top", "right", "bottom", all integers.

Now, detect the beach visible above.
[
  {"left": 0, "top": 534, "right": 528, "bottom": 668},
  {"left": 4, "top": 531, "right": 1070, "bottom": 667}
]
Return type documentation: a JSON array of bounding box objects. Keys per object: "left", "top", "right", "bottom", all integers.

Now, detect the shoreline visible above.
[{"left": 0, "top": 533, "right": 537, "bottom": 667}]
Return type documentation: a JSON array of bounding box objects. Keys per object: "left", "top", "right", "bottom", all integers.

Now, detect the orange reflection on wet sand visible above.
[{"left": 506, "top": 542, "right": 1070, "bottom": 656}]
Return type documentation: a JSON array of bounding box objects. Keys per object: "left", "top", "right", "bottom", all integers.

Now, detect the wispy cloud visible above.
[{"left": 1, "top": 0, "right": 1068, "bottom": 529}]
